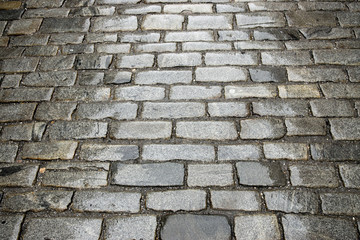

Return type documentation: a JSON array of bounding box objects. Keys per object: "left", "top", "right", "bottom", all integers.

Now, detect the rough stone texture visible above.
[
  {"left": 142, "top": 102, "right": 205, "bottom": 119},
  {"left": 205, "top": 52, "right": 257, "bottom": 66},
  {"left": 0, "top": 58, "right": 39, "bottom": 73},
  {"left": 75, "top": 102, "right": 137, "bottom": 120},
  {"left": 142, "top": 14, "right": 184, "bottom": 30},
  {"left": 41, "top": 18, "right": 90, "bottom": 33},
  {"left": 250, "top": 67, "right": 287, "bottom": 82},
  {"left": 329, "top": 118, "right": 360, "bottom": 140},
  {"left": 35, "top": 102, "right": 77, "bottom": 120},
  {"left": 253, "top": 100, "right": 309, "bottom": 117},
  {"left": 135, "top": 70, "right": 192, "bottom": 84},
  {"left": 311, "top": 143, "right": 360, "bottom": 161},
  {"left": 142, "top": 144, "right": 214, "bottom": 161},
  {"left": 282, "top": 214, "right": 358, "bottom": 240},
  {"left": 211, "top": 190, "right": 261, "bottom": 211},
  {"left": 23, "top": 71, "right": 76, "bottom": 87},
  {"left": 158, "top": 53, "right": 202, "bottom": 67},
  {"left": 1, "top": 122, "right": 45, "bottom": 141},
  {"left": 110, "top": 121, "right": 172, "bottom": 139},
  {"left": 310, "top": 100, "right": 354, "bottom": 117},
  {"left": 22, "top": 141, "right": 78, "bottom": 160},
  {"left": 0, "top": 143, "right": 18, "bottom": 163},
  {"left": 285, "top": 118, "right": 326, "bottom": 136},
  {"left": 225, "top": 84, "right": 277, "bottom": 98},
  {"left": 236, "top": 161, "right": 286, "bottom": 186},
  {"left": 170, "top": 86, "right": 221, "bottom": 100},
  {"left": 236, "top": 13, "right": 285, "bottom": 28},
  {"left": 188, "top": 15, "right": 232, "bottom": 29},
  {"left": 92, "top": 16, "right": 137, "bottom": 32},
  {"left": 321, "top": 193, "right": 360, "bottom": 215},
  {"left": 0, "top": 164, "right": 39, "bottom": 187},
  {"left": 278, "top": 84, "right": 320, "bottom": 98},
  {"left": 53, "top": 87, "right": 110, "bottom": 101},
  {"left": 289, "top": 164, "right": 339, "bottom": 187},
  {"left": 0, "top": 88, "right": 53, "bottom": 102},
  {"left": 80, "top": 144, "right": 139, "bottom": 161},
  {"left": 111, "top": 163, "right": 184, "bottom": 186},
  {"left": 47, "top": 121, "right": 108, "bottom": 140},
  {"left": 23, "top": 218, "right": 102, "bottom": 240},
  {"left": 76, "top": 54, "right": 112, "bottom": 69},
  {"left": 339, "top": 164, "right": 360, "bottom": 188},
  {"left": 146, "top": 190, "right": 206, "bottom": 211},
  {"left": 0, "top": 103, "right": 37, "bottom": 122},
  {"left": 72, "top": 191, "right": 141, "bottom": 212},
  {"left": 208, "top": 102, "right": 248, "bottom": 117},
  {"left": 196, "top": 67, "right": 247, "bottom": 82},
  {"left": 187, "top": 164, "right": 233, "bottom": 187},
  {"left": 286, "top": 12, "right": 337, "bottom": 27},
  {"left": 240, "top": 118, "right": 286, "bottom": 139},
  {"left": 234, "top": 214, "right": 281, "bottom": 240},
  {"left": 115, "top": 86, "right": 164, "bottom": 101},
  {"left": 314, "top": 49, "right": 360, "bottom": 65},
  {"left": 218, "top": 144, "right": 261, "bottom": 161},
  {"left": 176, "top": 121, "right": 238, "bottom": 140},
  {"left": 263, "top": 143, "right": 308, "bottom": 160},
  {"left": 0, "top": 214, "right": 24, "bottom": 240},
  {"left": 262, "top": 51, "right": 313, "bottom": 65},
  {"left": 161, "top": 214, "right": 231, "bottom": 240},
  {"left": 7, "top": 19, "right": 42, "bottom": 35}
]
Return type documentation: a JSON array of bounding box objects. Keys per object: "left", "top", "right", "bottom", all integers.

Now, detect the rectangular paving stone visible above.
[
  {"left": 77, "top": 71, "right": 104, "bottom": 85},
  {"left": 310, "top": 99, "right": 354, "bottom": 117},
  {"left": 121, "top": 33, "right": 160, "bottom": 43},
  {"left": 249, "top": 67, "right": 287, "bottom": 83},
  {"left": 321, "top": 193, "right": 360, "bottom": 215},
  {"left": 339, "top": 164, "right": 360, "bottom": 188},
  {"left": 142, "top": 14, "right": 184, "bottom": 30},
  {"left": 240, "top": 118, "right": 285, "bottom": 140},
  {"left": 263, "top": 143, "right": 308, "bottom": 160},
  {"left": 158, "top": 53, "right": 202, "bottom": 67},
  {"left": 282, "top": 214, "right": 357, "bottom": 240},
  {"left": 236, "top": 13, "right": 285, "bottom": 28},
  {"left": 170, "top": 86, "right": 221, "bottom": 100},
  {"left": 22, "top": 141, "right": 78, "bottom": 160},
  {"left": 237, "top": 161, "right": 286, "bottom": 186},
  {"left": 75, "top": 102, "right": 137, "bottom": 120},
  {"left": 111, "top": 163, "right": 184, "bottom": 186},
  {"left": 117, "top": 54, "right": 154, "bottom": 68},
  {"left": 23, "top": 218, "right": 102, "bottom": 240},
  {"left": 262, "top": 51, "right": 313, "bottom": 65},
  {"left": 64, "top": 0, "right": 95, "bottom": 7},
  {"left": 329, "top": 118, "right": 360, "bottom": 140},
  {"left": 264, "top": 190, "right": 318, "bottom": 214},
  {"left": 0, "top": 164, "right": 39, "bottom": 187},
  {"left": 278, "top": 84, "right": 320, "bottom": 98},
  {"left": 111, "top": 121, "right": 171, "bottom": 140},
  {"left": 205, "top": 52, "right": 257, "bottom": 66},
  {"left": 338, "top": 12, "right": 360, "bottom": 27},
  {"left": 183, "top": 42, "right": 232, "bottom": 51},
  {"left": 135, "top": 70, "right": 192, "bottom": 84},
  {"left": 349, "top": 68, "right": 360, "bottom": 83},
  {"left": 0, "top": 103, "right": 37, "bottom": 122},
  {"left": 50, "top": 33, "right": 84, "bottom": 45},
  {"left": 211, "top": 190, "right": 260, "bottom": 211},
  {"left": 80, "top": 144, "right": 139, "bottom": 161},
  {"left": 1, "top": 190, "right": 73, "bottom": 212},
  {"left": 208, "top": 102, "right": 248, "bottom": 117},
  {"left": 62, "top": 44, "right": 94, "bottom": 54},
  {"left": 235, "top": 41, "right": 284, "bottom": 50},
  {"left": 165, "top": 31, "right": 214, "bottom": 42},
  {"left": 39, "top": 55, "right": 75, "bottom": 71},
  {"left": 1, "top": 74, "right": 21, "bottom": 88},
  {"left": 177, "top": 121, "right": 238, "bottom": 140},
  {"left": 96, "top": 43, "right": 130, "bottom": 54},
  {"left": 0, "top": 214, "right": 23, "bottom": 240},
  {"left": 41, "top": 162, "right": 109, "bottom": 188},
  {"left": 142, "top": 102, "right": 205, "bottom": 119},
  {"left": 72, "top": 191, "right": 141, "bottom": 212},
  {"left": 76, "top": 54, "right": 112, "bottom": 69},
  {"left": 53, "top": 87, "right": 110, "bottom": 101},
  {"left": 115, "top": 86, "right": 164, "bottom": 101},
  {"left": 142, "top": 144, "right": 214, "bottom": 161},
  {"left": 47, "top": 121, "right": 108, "bottom": 140},
  {"left": 301, "top": 28, "right": 353, "bottom": 40},
  {"left": 253, "top": 100, "right": 309, "bottom": 117},
  {"left": 285, "top": 41, "right": 333, "bottom": 50},
  {"left": 287, "top": 67, "right": 346, "bottom": 82},
  {"left": 218, "top": 145, "right": 261, "bottom": 161},
  {"left": 196, "top": 67, "right": 246, "bottom": 82},
  {"left": 0, "top": 143, "right": 18, "bottom": 163},
  {"left": 23, "top": 8, "right": 70, "bottom": 18},
  {"left": 225, "top": 84, "right": 277, "bottom": 98},
  {"left": 86, "top": 33, "right": 117, "bottom": 43},
  {"left": 164, "top": 4, "right": 212, "bottom": 13},
  {"left": 41, "top": 18, "right": 90, "bottom": 33},
  {"left": 311, "top": 143, "right": 360, "bottom": 161},
  {"left": 0, "top": 57, "right": 39, "bottom": 73},
  {"left": 123, "top": 5, "right": 161, "bottom": 14},
  {"left": 218, "top": 30, "right": 249, "bottom": 41},
  {"left": 320, "top": 83, "right": 360, "bottom": 98},
  {"left": 285, "top": 118, "right": 326, "bottom": 136},
  {"left": 235, "top": 214, "right": 281, "bottom": 240},
  {"left": 289, "top": 164, "right": 339, "bottom": 187},
  {"left": 249, "top": 2, "right": 297, "bottom": 11},
  {"left": 105, "top": 216, "right": 157, "bottom": 240},
  {"left": 0, "top": 9, "right": 23, "bottom": 20},
  {"left": 146, "top": 190, "right": 206, "bottom": 211},
  {"left": 24, "top": 45, "right": 59, "bottom": 57},
  {"left": 286, "top": 12, "right": 337, "bottom": 27},
  {"left": 70, "top": 6, "right": 115, "bottom": 16},
  {"left": 104, "top": 71, "right": 132, "bottom": 84},
  {"left": 23, "top": 71, "right": 76, "bottom": 87},
  {"left": 7, "top": 19, "right": 42, "bottom": 35},
  {"left": 27, "top": 0, "right": 64, "bottom": 8},
  {"left": 217, "top": 3, "right": 247, "bottom": 13},
  {"left": 35, "top": 102, "right": 76, "bottom": 121},
  {"left": 0, "top": 88, "right": 53, "bottom": 102},
  {"left": 188, "top": 164, "right": 233, "bottom": 187},
  {"left": 188, "top": 15, "right": 232, "bottom": 29},
  {"left": 314, "top": 49, "right": 360, "bottom": 65},
  {"left": 161, "top": 214, "right": 230, "bottom": 240},
  {"left": 1, "top": 122, "right": 45, "bottom": 141},
  {"left": 298, "top": 2, "right": 346, "bottom": 11},
  {"left": 135, "top": 43, "right": 176, "bottom": 53}
]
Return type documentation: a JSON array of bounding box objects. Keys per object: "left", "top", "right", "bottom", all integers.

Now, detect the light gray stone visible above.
[
  {"left": 339, "top": 164, "right": 360, "bottom": 188},
  {"left": 187, "top": 164, "right": 233, "bottom": 187},
  {"left": 35, "top": 102, "right": 77, "bottom": 121},
  {"left": 115, "top": 86, "right": 164, "bottom": 101},
  {"left": 1, "top": 122, "right": 44, "bottom": 141},
  {"left": 53, "top": 87, "right": 110, "bottom": 101},
  {"left": 76, "top": 54, "right": 112, "bottom": 69},
  {"left": 236, "top": 13, "right": 285, "bottom": 28},
  {"left": 0, "top": 164, "right": 39, "bottom": 187},
  {"left": 110, "top": 121, "right": 172, "bottom": 139},
  {"left": 263, "top": 143, "right": 308, "bottom": 160},
  {"left": 0, "top": 88, "right": 53, "bottom": 102},
  {"left": 22, "top": 141, "right": 78, "bottom": 160},
  {"left": 225, "top": 84, "right": 277, "bottom": 98},
  {"left": 0, "top": 103, "right": 37, "bottom": 122},
  {"left": 330, "top": 118, "right": 360, "bottom": 140},
  {"left": 205, "top": 52, "right": 257, "bottom": 66},
  {"left": 92, "top": 16, "right": 137, "bottom": 32},
  {"left": 177, "top": 121, "right": 238, "bottom": 140},
  {"left": 211, "top": 190, "right": 261, "bottom": 211},
  {"left": 165, "top": 31, "right": 213, "bottom": 42},
  {"left": 240, "top": 118, "right": 285, "bottom": 140},
  {"left": 75, "top": 102, "right": 137, "bottom": 120},
  {"left": 117, "top": 54, "right": 154, "bottom": 68},
  {"left": 188, "top": 15, "right": 232, "bottom": 29},
  {"left": 0, "top": 215, "right": 23, "bottom": 240},
  {"left": 0, "top": 143, "right": 18, "bottom": 163},
  {"left": 196, "top": 67, "right": 247, "bottom": 82},
  {"left": 218, "top": 144, "right": 261, "bottom": 161},
  {"left": 47, "top": 121, "right": 108, "bottom": 140},
  {"left": 170, "top": 86, "right": 221, "bottom": 100},
  {"left": 285, "top": 118, "right": 326, "bottom": 136},
  {"left": 135, "top": 70, "right": 192, "bottom": 84},
  {"left": 158, "top": 53, "right": 202, "bottom": 67},
  {"left": 208, "top": 102, "right": 248, "bottom": 117},
  {"left": 253, "top": 100, "right": 309, "bottom": 117},
  {"left": 142, "top": 102, "right": 205, "bottom": 119},
  {"left": 23, "top": 71, "right": 76, "bottom": 87},
  {"left": 142, "top": 14, "right": 184, "bottom": 30},
  {"left": 80, "top": 144, "right": 139, "bottom": 161}
]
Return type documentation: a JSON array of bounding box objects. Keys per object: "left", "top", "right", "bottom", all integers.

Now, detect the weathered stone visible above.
[
  {"left": 22, "top": 141, "right": 78, "bottom": 160},
  {"left": 218, "top": 30, "right": 249, "bottom": 41},
  {"left": 0, "top": 164, "right": 39, "bottom": 187},
  {"left": 235, "top": 214, "right": 281, "bottom": 240},
  {"left": 0, "top": 47, "right": 24, "bottom": 58},
  {"left": 0, "top": 103, "right": 37, "bottom": 122},
  {"left": 0, "top": 88, "right": 53, "bottom": 102},
  {"left": 253, "top": 100, "right": 309, "bottom": 117},
  {"left": 86, "top": 33, "right": 117, "bottom": 43},
  {"left": 285, "top": 118, "right": 326, "bottom": 136},
  {"left": 23, "top": 218, "right": 102, "bottom": 240},
  {"left": 117, "top": 54, "right": 154, "bottom": 68},
  {"left": 177, "top": 121, "right": 238, "bottom": 140},
  {"left": 142, "top": 144, "right": 214, "bottom": 161},
  {"left": 10, "top": 35, "right": 49, "bottom": 46},
  {"left": 111, "top": 163, "right": 184, "bottom": 186},
  {"left": 264, "top": 190, "right": 318, "bottom": 213},
  {"left": 196, "top": 67, "right": 246, "bottom": 82},
  {"left": 263, "top": 143, "right": 308, "bottom": 160},
  {"left": 225, "top": 84, "right": 277, "bottom": 98},
  {"left": 349, "top": 68, "right": 360, "bottom": 82},
  {"left": 240, "top": 118, "right": 285, "bottom": 140},
  {"left": 311, "top": 143, "right": 360, "bottom": 161},
  {"left": 121, "top": 32, "right": 160, "bottom": 43},
  {"left": 236, "top": 13, "right": 285, "bottom": 28},
  {"left": 278, "top": 84, "right": 320, "bottom": 98},
  {"left": 47, "top": 121, "right": 108, "bottom": 140},
  {"left": 80, "top": 144, "right": 139, "bottom": 161},
  {"left": 164, "top": 4, "right": 212, "bottom": 13},
  {"left": 183, "top": 42, "right": 231, "bottom": 51},
  {"left": 254, "top": 29, "right": 300, "bottom": 41},
  {"left": 27, "top": 0, "right": 64, "bottom": 8},
  {"left": 39, "top": 55, "right": 75, "bottom": 71},
  {"left": 76, "top": 54, "right": 112, "bottom": 69},
  {"left": 165, "top": 31, "right": 213, "bottom": 42},
  {"left": 0, "top": 57, "right": 39, "bottom": 73},
  {"left": 75, "top": 102, "right": 137, "bottom": 120},
  {"left": 41, "top": 18, "right": 90, "bottom": 33},
  {"left": 262, "top": 51, "right": 312, "bottom": 65},
  {"left": 62, "top": 44, "right": 94, "bottom": 54},
  {"left": 53, "top": 87, "right": 110, "bottom": 101},
  {"left": 188, "top": 164, "right": 233, "bottom": 187},
  {"left": 135, "top": 43, "right": 176, "bottom": 53},
  {"left": 211, "top": 190, "right": 260, "bottom": 211},
  {"left": 1, "top": 122, "right": 45, "bottom": 141},
  {"left": 1, "top": 74, "right": 21, "bottom": 88},
  {"left": 249, "top": 67, "right": 287, "bottom": 82},
  {"left": 299, "top": 2, "right": 346, "bottom": 11},
  {"left": 0, "top": 9, "right": 23, "bottom": 21},
  {"left": 289, "top": 164, "right": 339, "bottom": 187},
  {"left": 64, "top": 0, "right": 95, "bottom": 7},
  {"left": 70, "top": 6, "right": 115, "bottom": 16},
  {"left": 282, "top": 214, "right": 358, "bottom": 240},
  {"left": 142, "top": 102, "right": 205, "bottom": 119},
  {"left": 142, "top": 14, "right": 184, "bottom": 30},
  {"left": 310, "top": 100, "right": 354, "bottom": 117},
  {"left": 97, "top": 43, "right": 130, "bottom": 54},
  {"left": 72, "top": 191, "right": 140, "bottom": 212},
  {"left": 115, "top": 86, "right": 164, "bottom": 101},
  {"left": 338, "top": 12, "right": 360, "bottom": 27},
  {"left": 249, "top": 2, "right": 297, "bottom": 11},
  {"left": 1, "top": 191, "right": 73, "bottom": 212},
  {"left": 78, "top": 71, "right": 104, "bottom": 85},
  {"left": 339, "top": 164, "right": 360, "bottom": 188},
  {"left": 23, "top": 8, "right": 70, "bottom": 18},
  {"left": 205, "top": 52, "right": 257, "bottom": 66},
  {"left": 314, "top": 49, "right": 360, "bottom": 65},
  {"left": 286, "top": 12, "right": 337, "bottom": 27},
  {"left": 188, "top": 15, "right": 232, "bottom": 29},
  {"left": 110, "top": 121, "right": 171, "bottom": 139},
  {"left": 285, "top": 40, "right": 333, "bottom": 50},
  {"left": 235, "top": 41, "right": 284, "bottom": 50},
  {"left": 208, "top": 102, "right": 248, "bottom": 117},
  {"left": 23, "top": 71, "right": 76, "bottom": 87},
  {"left": 287, "top": 67, "right": 346, "bottom": 82},
  {"left": 320, "top": 83, "right": 360, "bottom": 98},
  {"left": 7, "top": 19, "right": 42, "bottom": 35},
  {"left": 0, "top": 215, "right": 23, "bottom": 240},
  {"left": 218, "top": 145, "right": 261, "bottom": 161},
  {"left": 0, "top": 143, "right": 18, "bottom": 163},
  {"left": 158, "top": 53, "right": 202, "bottom": 67},
  {"left": 135, "top": 70, "right": 192, "bottom": 84},
  {"left": 161, "top": 214, "right": 231, "bottom": 240},
  {"left": 105, "top": 216, "right": 157, "bottom": 240},
  {"left": 321, "top": 193, "right": 360, "bottom": 215},
  {"left": 301, "top": 28, "right": 353, "bottom": 40},
  {"left": 24, "top": 45, "right": 59, "bottom": 56},
  {"left": 35, "top": 102, "right": 77, "bottom": 121},
  {"left": 124, "top": 5, "right": 161, "bottom": 14},
  {"left": 0, "top": 1, "right": 22, "bottom": 10},
  {"left": 170, "top": 86, "right": 221, "bottom": 100},
  {"left": 50, "top": 33, "right": 84, "bottom": 45},
  {"left": 329, "top": 118, "right": 360, "bottom": 140},
  {"left": 147, "top": 190, "right": 206, "bottom": 211},
  {"left": 217, "top": 3, "right": 246, "bottom": 13},
  {"left": 236, "top": 161, "right": 286, "bottom": 186}
]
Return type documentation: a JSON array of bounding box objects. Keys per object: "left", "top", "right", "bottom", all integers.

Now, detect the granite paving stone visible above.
[{"left": 0, "top": 215, "right": 24, "bottom": 240}]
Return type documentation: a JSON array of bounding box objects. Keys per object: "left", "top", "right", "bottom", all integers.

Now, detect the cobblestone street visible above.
[{"left": 0, "top": 0, "right": 360, "bottom": 239}]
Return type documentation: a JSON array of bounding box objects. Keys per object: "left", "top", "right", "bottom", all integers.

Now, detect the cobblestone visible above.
[
  {"left": 0, "top": 164, "right": 39, "bottom": 187},
  {"left": 211, "top": 190, "right": 261, "bottom": 211},
  {"left": 0, "top": 143, "right": 18, "bottom": 163},
  {"left": 177, "top": 121, "right": 237, "bottom": 140},
  {"left": 240, "top": 118, "right": 285, "bottom": 140},
  {"left": 80, "top": 144, "right": 139, "bottom": 161},
  {"left": 289, "top": 164, "right": 339, "bottom": 187},
  {"left": 115, "top": 86, "right": 164, "bottom": 101},
  {"left": 142, "top": 102, "right": 205, "bottom": 119},
  {"left": 263, "top": 142, "right": 308, "bottom": 160},
  {"left": 218, "top": 144, "right": 261, "bottom": 161},
  {"left": 188, "top": 164, "right": 233, "bottom": 187},
  {"left": 22, "top": 141, "right": 78, "bottom": 160},
  {"left": 110, "top": 121, "right": 171, "bottom": 139}
]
